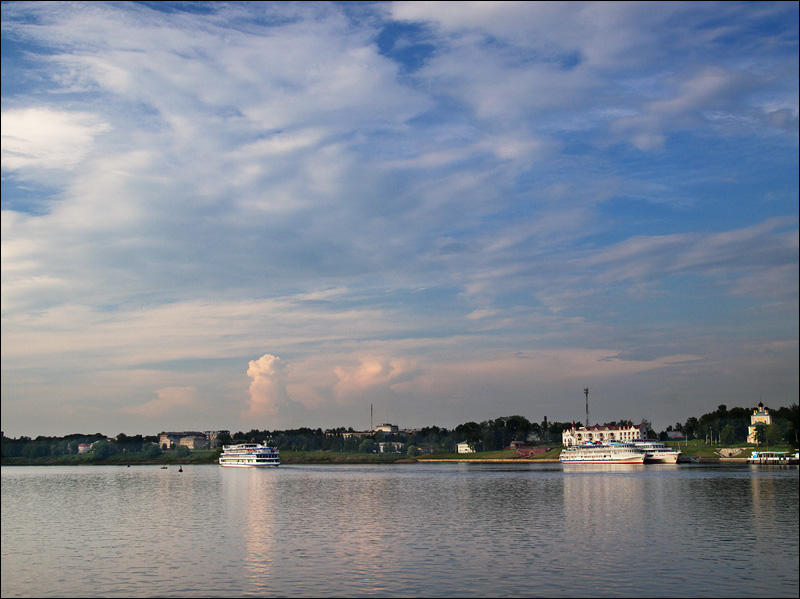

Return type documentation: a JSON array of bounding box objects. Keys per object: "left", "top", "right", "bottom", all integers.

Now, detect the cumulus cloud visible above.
[{"left": 245, "top": 354, "right": 307, "bottom": 427}]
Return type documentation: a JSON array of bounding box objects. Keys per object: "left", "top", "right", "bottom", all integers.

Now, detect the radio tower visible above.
[{"left": 584, "top": 387, "right": 589, "bottom": 428}]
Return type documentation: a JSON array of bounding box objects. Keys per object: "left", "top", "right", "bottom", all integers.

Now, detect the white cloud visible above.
[
  {"left": 1, "top": 108, "right": 110, "bottom": 173},
  {"left": 581, "top": 218, "right": 798, "bottom": 292},
  {"left": 122, "top": 386, "right": 198, "bottom": 418},
  {"left": 246, "top": 354, "right": 307, "bottom": 427},
  {"left": 1, "top": 2, "right": 796, "bottom": 436},
  {"left": 332, "top": 356, "right": 422, "bottom": 403}
]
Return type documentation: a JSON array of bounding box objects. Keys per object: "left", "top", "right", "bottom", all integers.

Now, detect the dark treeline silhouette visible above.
[
  {"left": 228, "top": 415, "right": 572, "bottom": 453},
  {"left": 3, "top": 403, "right": 798, "bottom": 459}
]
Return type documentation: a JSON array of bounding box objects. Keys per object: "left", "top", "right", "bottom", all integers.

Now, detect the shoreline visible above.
[{"left": 2, "top": 457, "right": 766, "bottom": 466}]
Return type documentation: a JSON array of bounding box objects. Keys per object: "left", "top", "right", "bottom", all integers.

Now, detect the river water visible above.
[{"left": 1, "top": 462, "right": 797, "bottom": 597}]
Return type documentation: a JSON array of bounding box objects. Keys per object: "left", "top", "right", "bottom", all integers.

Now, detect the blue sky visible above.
[{"left": 2, "top": 1, "right": 797, "bottom": 437}]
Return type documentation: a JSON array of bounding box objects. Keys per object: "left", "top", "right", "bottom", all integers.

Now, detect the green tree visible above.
[
  {"left": 773, "top": 404, "right": 799, "bottom": 444},
  {"left": 754, "top": 423, "right": 767, "bottom": 446},
  {"left": 343, "top": 435, "right": 360, "bottom": 452},
  {"left": 455, "top": 421, "right": 482, "bottom": 450},
  {"left": 358, "top": 439, "right": 376, "bottom": 453},
  {"left": 145, "top": 444, "right": 162, "bottom": 459},
  {"left": 175, "top": 445, "right": 191, "bottom": 458},
  {"left": 720, "top": 424, "right": 736, "bottom": 446},
  {"left": 766, "top": 422, "right": 789, "bottom": 447},
  {"left": 684, "top": 417, "right": 700, "bottom": 439},
  {"left": 91, "top": 440, "right": 116, "bottom": 460},
  {"left": 22, "top": 440, "right": 49, "bottom": 459}
]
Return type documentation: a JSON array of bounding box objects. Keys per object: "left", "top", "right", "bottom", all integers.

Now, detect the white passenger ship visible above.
[
  {"left": 559, "top": 441, "right": 646, "bottom": 464},
  {"left": 219, "top": 443, "right": 280, "bottom": 467},
  {"left": 630, "top": 440, "right": 682, "bottom": 464}
]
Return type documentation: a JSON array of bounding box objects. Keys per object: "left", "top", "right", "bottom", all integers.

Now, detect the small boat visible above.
[{"left": 160, "top": 466, "right": 168, "bottom": 469}]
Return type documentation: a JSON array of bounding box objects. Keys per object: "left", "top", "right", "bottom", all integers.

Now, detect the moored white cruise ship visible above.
[
  {"left": 559, "top": 441, "right": 646, "bottom": 464},
  {"left": 630, "top": 440, "right": 682, "bottom": 464},
  {"left": 219, "top": 443, "right": 280, "bottom": 467}
]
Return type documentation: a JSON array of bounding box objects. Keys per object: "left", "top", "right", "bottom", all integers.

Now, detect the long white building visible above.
[{"left": 562, "top": 422, "right": 644, "bottom": 446}]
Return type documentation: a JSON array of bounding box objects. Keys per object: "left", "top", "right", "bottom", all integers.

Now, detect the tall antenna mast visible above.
[
  {"left": 370, "top": 403, "right": 373, "bottom": 431},
  {"left": 584, "top": 387, "right": 589, "bottom": 428}
]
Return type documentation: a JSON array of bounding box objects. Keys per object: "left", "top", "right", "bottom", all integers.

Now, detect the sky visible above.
[{"left": 1, "top": 1, "right": 798, "bottom": 438}]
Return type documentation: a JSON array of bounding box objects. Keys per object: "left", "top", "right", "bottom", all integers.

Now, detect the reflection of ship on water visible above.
[{"left": 562, "top": 463, "right": 652, "bottom": 549}]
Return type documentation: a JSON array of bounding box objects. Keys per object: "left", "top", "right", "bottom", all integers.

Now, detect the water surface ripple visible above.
[{"left": 2, "top": 463, "right": 797, "bottom": 597}]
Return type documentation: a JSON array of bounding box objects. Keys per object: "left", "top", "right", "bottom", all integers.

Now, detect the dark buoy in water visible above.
[{"left": 178, "top": 466, "right": 183, "bottom": 472}]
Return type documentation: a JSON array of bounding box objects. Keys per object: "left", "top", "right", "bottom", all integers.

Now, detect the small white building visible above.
[
  {"left": 457, "top": 441, "right": 475, "bottom": 453},
  {"left": 378, "top": 441, "right": 406, "bottom": 453},
  {"left": 561, "top": 422, "right": 644, "bottom": 446},
  {"left": 747, "top": 402, "right": 772, "bottom": 444}
]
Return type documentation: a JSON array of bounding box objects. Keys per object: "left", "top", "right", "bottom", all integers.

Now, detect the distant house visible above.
[
  {"left": 159, "top": 432, "right": 183, "bottom": 449},
  {"left": 159, "top": 431, "right": 210, "bottom": 450},
  {"left": 378, "top": 441, "right": 405, "bottom": 453},
  {"left": 77, "top": 443, "right": 93, "bottom": 454},
  {"left": 457, "top": 441, "right": 475, "bottom": 454},
  {"left": 747, "top": 402, "right": 772, "bottom": 444},
  {"left": 204, "top": 430, "right": 228, "bottom": 448},
  {"left": 179, "top": 434, "right": 208, "bottom": 450}
]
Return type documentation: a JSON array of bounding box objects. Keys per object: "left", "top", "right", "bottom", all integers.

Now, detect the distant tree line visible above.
[
  {"left": 221, "top": 415, "right": 574, "bottom": 454},
  {"left": 1, "top": 432, "right": 162, "bottom": 460},
  {"left": 0, "top": 416, "right": 574, "bottom": 459},
  {"left": 662, "top": 403, "right": 798, "bottom": 445},
  {"left": 3, "top": 403, "right": 797, "bottom": 460}
]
